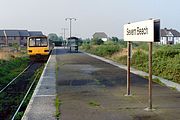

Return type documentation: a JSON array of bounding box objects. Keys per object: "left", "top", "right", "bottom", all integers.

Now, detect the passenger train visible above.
[{"left": 27, "top": 36, "right": 54, "bottom": 61}]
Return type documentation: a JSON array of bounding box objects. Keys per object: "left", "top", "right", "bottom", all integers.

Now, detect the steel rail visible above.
[
  {"left": 11, "top": 72, "right": 40, "bottom": 120},
  {"left": 0, "top": 64, "right": 32, "bottom": 93}
]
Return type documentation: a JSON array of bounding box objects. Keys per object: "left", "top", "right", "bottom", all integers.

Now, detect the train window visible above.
[
  {"left": 29, "top": 38, "right": 48, "bottom": 47},
  {"left": 41, "top": 38, "right": 48, "bottom": 46},
  {"left": 29, "top": 38, "right": 36, "bottom": 46},
  {"left": 36, "top": 39, "right": 41, "bottom": 46}
]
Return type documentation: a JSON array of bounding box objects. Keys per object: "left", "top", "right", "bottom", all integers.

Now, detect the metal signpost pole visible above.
[
  {"left": 126, "top": 41, "right": 131, "bottom": 96},
  {"left": 149, "top": 42, "right": 153, "bottom": 110}
]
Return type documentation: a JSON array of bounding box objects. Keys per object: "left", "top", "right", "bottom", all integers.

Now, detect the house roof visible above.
[
  {"left": 0, "top": 30, "right": 44, "bottom": 38},
  {"left": 5, "top": 30, "right": 20, "bottom": 37},
  {"left": 161, "top": 28, "right": 180, "bottom": 37},
  {"left": 19, "top": 30, "right": 29, "bottom": 37},
  {"left": 93, "top": 32, "right": 108, "bottom": 39},
  {"left": 0, "top": 30, "right": 5, "bottom": 37},
  {"left": 28, "top": 31, "right": 44, "bottom": 37},
  {"left": 170, "top": 29, "right": 180, "bottom": 37},
  {"left": 160, "top": 29, "right": 167, "bottom": 36}
]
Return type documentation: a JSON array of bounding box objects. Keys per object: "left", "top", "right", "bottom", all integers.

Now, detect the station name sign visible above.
[{"left": 124, "top": 19, "right": 160, "bottom": 42}]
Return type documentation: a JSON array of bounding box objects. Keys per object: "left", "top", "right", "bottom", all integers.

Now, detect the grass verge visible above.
[
  {"left": 0, "top": 57, "right": 30, "bottom": 89},
  {"left": 55, "top": 95, "right": 61, "bottom": 119},
  {"left": 88, "top": 100, "right": 101, "bottom": 107}
]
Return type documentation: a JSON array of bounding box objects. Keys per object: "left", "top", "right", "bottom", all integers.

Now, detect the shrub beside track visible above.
[{"left": 0, "top": 62, "right": 44, "bottom": 119}]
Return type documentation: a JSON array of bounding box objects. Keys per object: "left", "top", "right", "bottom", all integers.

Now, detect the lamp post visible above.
[
  {"left": 61, "top": 28, "right": 68, "bottom": 47},
  {"left": 61, "top": 28, "right": 68, "bottom": 40},
  {"left": 65, "top": 18, "right": 77, "bottom": 38}
]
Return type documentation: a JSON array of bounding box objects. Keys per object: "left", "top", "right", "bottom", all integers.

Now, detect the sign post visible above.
[
  {"left": 123, "top": 19, "right": 160, "bottom": 110},
  {"left": 126, "top": 41, "right": 132, "bottom": 96},
  {"left": 148, "top": 42, "right": 153, "bottom": 110}
]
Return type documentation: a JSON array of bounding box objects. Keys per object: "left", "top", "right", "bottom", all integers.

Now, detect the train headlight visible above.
[{"left": 28, "top": 50, "right": 32, "bottom": 52}]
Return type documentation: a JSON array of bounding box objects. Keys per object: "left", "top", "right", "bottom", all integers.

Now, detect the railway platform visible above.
[
  {"left": 22, "top": 49, "right": 56, "bottom": 120},
  {"left": 22, "top": 47, "right": 180, "bottom": 120}
]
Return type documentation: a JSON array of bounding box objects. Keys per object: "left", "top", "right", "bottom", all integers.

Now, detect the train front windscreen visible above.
[{"left": 29, "top": 38, "right": 48, "bottom": 47}]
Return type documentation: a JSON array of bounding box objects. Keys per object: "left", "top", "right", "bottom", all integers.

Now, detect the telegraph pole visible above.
[
  {"left": 61, "top": 28, "right": 68, "bottom": 40},
  {"left": 61, "top": 28, "right": 68, "bottom": 47},
  {"left": 65, "top": 18, "right": 77, "bottom": 37}
]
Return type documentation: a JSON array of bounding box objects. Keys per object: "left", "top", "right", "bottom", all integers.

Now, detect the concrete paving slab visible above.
[{"left": 22, "top": 96, "right": 56, "bottom": 120}]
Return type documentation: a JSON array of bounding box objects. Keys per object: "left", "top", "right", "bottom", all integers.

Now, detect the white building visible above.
[
  {"left": 93, "top": 32, "right": 108, "bottom": 41},
  {"left": 160, "top": 28, "right": 180, "bottom": 45}
]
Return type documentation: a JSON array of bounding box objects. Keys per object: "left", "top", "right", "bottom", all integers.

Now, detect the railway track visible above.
[
  {"left": 0, "top": 62, "right": 44, "bottom": 120},
  {"left": 0, "top": 64, "right": 31, "bottom": 93}
]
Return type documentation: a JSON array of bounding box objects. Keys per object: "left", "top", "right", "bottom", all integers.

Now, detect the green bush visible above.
[
  {"left": 53, "top": 41, "right": 62, "bottom": 46},
  {"left": 134, "top": 42, "right": 149, "bottom": 51},
  {"left": 130, "top": 46, "right": 180, "bottom": 83},
  {"left": 14, "top": 112, "right": 24, "bottom": 120},
  {"left": 81, "top": 44, "right": 91, "bottom": 51},
  {"left": 154, "top": 46, "right": 180, "bottom": 58},
  {"left": 91, "top": 38, "right": 104, "bottom": 45},
  {"left": 131, "top": 50, "right": 149, "bottom": 72},
  {"left": 90, "top": 44, "right": 120, "bottom": 57},
  {"left": 0, "top": 57, "right": 29, "bottom": 88},
  {"left": 81, "top": 42, "right": 121, "bottom": 57}
]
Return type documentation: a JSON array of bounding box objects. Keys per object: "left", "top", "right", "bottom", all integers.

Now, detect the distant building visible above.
[
  {"left": 5, "top": 30, "right": 21, "bottom": 46},
  {"left": 19, "top": 30, "right": 30, "bottom": 46},
  {"left": 28, "top": 31, "right": 44, "bottom": 37},
  {"left": 0, "top": 30, "right": 6, "bottom": 45},
  {"left": 93, "top": 32, "right": 108, "bottom": 41},
  {"left": 160, "top": 28, "right": 180, "bottom": 45},
  {"left": 0, "top": 30, "right": 44, "bottom": 46}
]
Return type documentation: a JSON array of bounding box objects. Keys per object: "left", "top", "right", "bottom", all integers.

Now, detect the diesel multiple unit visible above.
[{"left": 27, "top": 36, "right": 53, "bottom": 61}]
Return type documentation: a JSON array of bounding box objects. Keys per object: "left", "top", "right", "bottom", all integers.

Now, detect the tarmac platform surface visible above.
[{"left": 23, "top": 47, "right": 180, "bottom": 120}]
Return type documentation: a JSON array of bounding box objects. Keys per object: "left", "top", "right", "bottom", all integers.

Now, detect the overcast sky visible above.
[{"left": 0, "top": 0, "right": 180, "bottom": 39}]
